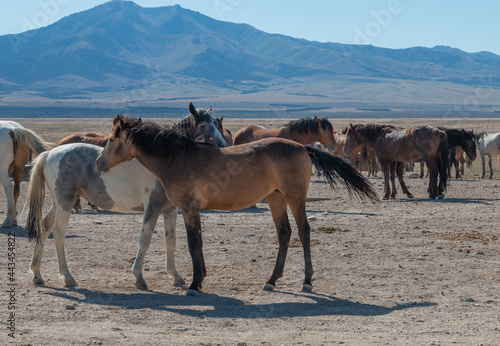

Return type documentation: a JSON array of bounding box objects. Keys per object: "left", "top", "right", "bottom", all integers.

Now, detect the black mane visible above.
[
  {"left": 351, "top": 123, "right": 397, "bottom": 141},
  {"left": 116, "top": 116, "right": 194, "bottom": 158},
  {"left": 284, "top": 117, "right": 333, "bottom": 134}
]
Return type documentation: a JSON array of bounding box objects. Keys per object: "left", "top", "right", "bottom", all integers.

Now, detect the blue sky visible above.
[{"left": 1, "top": 0, "right": 499, "bottom": 55}]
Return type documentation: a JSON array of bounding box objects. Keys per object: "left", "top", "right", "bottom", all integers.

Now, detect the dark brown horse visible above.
[
  {"left": 96, "top": 115, "right": 378, "bottom": 296},
  {"left": 233, "top": 116, "right": 336, "bottom": 151},
  {"left": 344, "top": 123, "right": 449, "bottom": 199}
]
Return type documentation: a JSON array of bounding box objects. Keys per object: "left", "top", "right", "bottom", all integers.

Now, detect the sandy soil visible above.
[{"left": 1, "top": 118, "right": 499, "bottom": 345}]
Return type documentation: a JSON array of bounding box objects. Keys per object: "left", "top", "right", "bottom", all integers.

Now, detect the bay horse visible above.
[
  {"left": 344, "top": 123, "right": 449, "bottom": 199},
  {"left": 476, "top": 132, "right": 500, "bottom": 179},
  {"left": 96, "top": 115, "right": 378, "bottom": 296},
  {"left": 233, "top": 116, "right": 336, "bottom": 151},
  {"left": 25, "top": 104, "right": 227, "bottom": 289},
  {"left": 0, "top": 121, "right": 51, "bottom": 227}
]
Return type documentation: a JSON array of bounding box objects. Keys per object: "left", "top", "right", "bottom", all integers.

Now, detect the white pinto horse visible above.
[
  {"left": 25, "top": 143, "right": 184, "bottom": 289},
  {"left": 476, "top": 132, "right": 500, "bottom": 179},
  {"left": 0, "top": 121, "right": 51, "bottom": 227}
]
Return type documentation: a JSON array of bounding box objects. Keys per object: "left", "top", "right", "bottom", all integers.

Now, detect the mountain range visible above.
[{"left": 0, "top": 0, "right": 499, "bottom": 115}]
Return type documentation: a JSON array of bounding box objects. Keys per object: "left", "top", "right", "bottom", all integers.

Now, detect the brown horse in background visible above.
[
  {"left": 344, "top": 123, "right": 449, "bottom": 199},
  {"left": 233, "top": 116, "right": 336, "bottom": 151},
  {"left": 58, "top": 132, "right": 110, "bottom": 147},
  {"left": 214, "top": 116, "right": 233, "bottom": 146},
  {"left": 334, "top": 131, "right": 378, "bottom": 177}
]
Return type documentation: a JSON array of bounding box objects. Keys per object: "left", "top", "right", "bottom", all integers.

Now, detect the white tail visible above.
[{"left": 25, "top": 151, "right": 50, "bottom": 242}]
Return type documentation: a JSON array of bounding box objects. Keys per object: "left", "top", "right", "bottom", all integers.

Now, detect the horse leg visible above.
[
  {"left": 132, "top": 206, "right": 161, "bottom": 290},
  {"left": 389, "top": 162, "right": 397, "bottom": 199},
  {"left": 162, "top": 203, "right": 185, "bottom": 286},
  {"left": 488, "top": 154, "right": 493, "bottom": 179},
  {"left": 287, "top": 197, "right": 314, "bottom": 293},
  {"left": 52, "top": 207, "right": 77, "bottom": 286},
  {"left": 11, "top": 148, "right": 30, "bottom": 227},
  {"left": 426, "top": 161, "right": 439, "bottom": 199},
  {"left": 181, "top": 207, "right": 205, "bottom": 296},
  {"left": 379, "top": 161, "right": 391, "bottom": 200},
  {"left": 263, "top": 191, "right": 292, "bottom": 291},
  {"left": 480, "top": 152, "right": 486, "bottom": 179},
  {"left": 30, "top": 206, "right": 56, "bottom": 285},
  {"left": 396, "top": 162, "right": 413, "bottom": 198},
  {"left": 419, "top": 162, "right": 425, "bottom": 178},
  {"left": 0, "top": 171, "right": 15, "bottom": 227}
]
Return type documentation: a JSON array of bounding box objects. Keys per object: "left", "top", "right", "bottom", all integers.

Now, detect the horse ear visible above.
[
  {"left": 219, "top": 115, "right": 223, "bottom": 122},
  {"left": 208, "top": 107, "right": 213, "bottom": 115},
  {"left": 113, "top": 114, "right": 123, "bottom": 125},
  {"left": 189, "top": 102, "right": 200, "bottom": 122},
  {"left": 349, "top": 123, "right": 354, "bottom": 129}
]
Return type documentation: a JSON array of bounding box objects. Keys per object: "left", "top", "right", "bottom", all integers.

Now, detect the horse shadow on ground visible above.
[
  {"left": 396, "top": 197, "right": 497, "bottom": 204},
  {"left": 0, "top": 225, "right": 86, "bottom": 240},
  {"left": 42, "top": 286, "right": 436, "bottom": 319},
  {"left": 0, "top": 225, "right": 28, "bottom": 237}
]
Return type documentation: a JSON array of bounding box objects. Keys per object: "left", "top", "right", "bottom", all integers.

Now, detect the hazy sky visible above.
[{"left": 1, "top": 0, "right": 499, "bottom": 55}]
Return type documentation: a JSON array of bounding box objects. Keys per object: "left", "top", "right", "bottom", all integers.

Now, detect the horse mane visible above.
[
  {"left": 437, "top": 127, "right": 474, "bottom": 140},
  {"left": 173, "top": 108, "right": 214, "bottom": 134},
  {"left": 116, "top": 116, "right": 194, "bottom": 158},
  {"left": 284, "top": 117, "right": 333, "bottom": 134},
  {"left": 351, "top": 123, "right": 397, "bottom": 141},
  {"left": 475, "top": 132, "right": 488, "bottom": 140}
]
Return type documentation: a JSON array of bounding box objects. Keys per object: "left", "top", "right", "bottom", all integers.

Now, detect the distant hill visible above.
[{"left": 1, "top": 0, "right": 500, "bottom": 94}]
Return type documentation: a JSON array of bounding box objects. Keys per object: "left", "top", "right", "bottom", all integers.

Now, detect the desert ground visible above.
[{"left": 1, "top": 117, "right": 499, "bottom": 345}]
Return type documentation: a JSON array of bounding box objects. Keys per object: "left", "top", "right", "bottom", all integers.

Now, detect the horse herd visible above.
[{"left": 1, "top": 104, "right": 499, "bottom": 296}]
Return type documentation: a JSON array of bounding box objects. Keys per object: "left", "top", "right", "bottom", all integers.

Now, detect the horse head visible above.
[
  {"left": 97, "top": 114, "right": 137, "bottom": 172},
  {"left": 343, "top": 123, "right": 363, "bottom": 156},
  {"left": 314, "top": 117, "right": 336, "bottom": 152},
  {"left": 188, "top": 103, "right": 227, "bottom": 147},
  {"left": 461, "top": 129, "right": 477, "bottom": 161}
]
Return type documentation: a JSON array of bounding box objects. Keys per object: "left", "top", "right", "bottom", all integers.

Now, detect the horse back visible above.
[
  {"left": 233, "top": 125, "right": 275, "bottom": 145},
  {"left": 58, "top": 133, "right": 110, "bottom": 147}
]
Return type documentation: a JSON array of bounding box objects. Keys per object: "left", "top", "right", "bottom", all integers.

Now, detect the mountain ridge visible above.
[{"left": 1, "top": 0, "right": 499, "bottom": 96}]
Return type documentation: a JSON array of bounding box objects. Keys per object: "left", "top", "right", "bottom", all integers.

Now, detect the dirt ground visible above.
[{"left": 1, "top": 117, "right": 499, "bottom": 345}]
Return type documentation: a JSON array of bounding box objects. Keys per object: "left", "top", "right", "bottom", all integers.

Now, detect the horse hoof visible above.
[
  {"left": 436, "top": 194, "right": 444, "bottom": 199},
  {"left": 407, "top": 194, "right": 414, "bottom": 199},
  {"left": 382, "top": 197, "right": 390, "bottom": 201},
  {"left": 33, "top": 277, "right": 45, "bottom": 285},
  {"left": 65, "top": 278, "right": 77, "bottom": 287},
  {"left": 301, "top": 284, "right": 313, "bottom": 293},
  {"left": 428, "top": 195, "right": 436, "bottom": 200},
  {"left": 173, "top": 278, "right": 186, "bottom": 286},
  {"left": 186, "top": 289, "right": 200, "bottom": 297},
  {"left": 263, "top": 283, "right": 275, "bottom": 292},
  {"left": 135, "top": 280, "right": 148, "bottom": 290}
]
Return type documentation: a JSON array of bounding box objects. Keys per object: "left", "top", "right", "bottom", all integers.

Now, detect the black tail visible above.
[
  {"left": 438, "top": 133, "right": 449, "bottom": 192},
  {"left": 305, "top": 146, "right": 379, "bottom": 201}
]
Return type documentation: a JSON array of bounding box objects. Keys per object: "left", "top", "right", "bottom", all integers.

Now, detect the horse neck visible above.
[
  {"left": 354, "top": 127, "right": 381, "bottom": 148},
  {"left": 278, "top": 127, "right": 314, "bottom": 144},
  {"left": 444, "top": 131, "right": 462, "bottom": 148}
]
